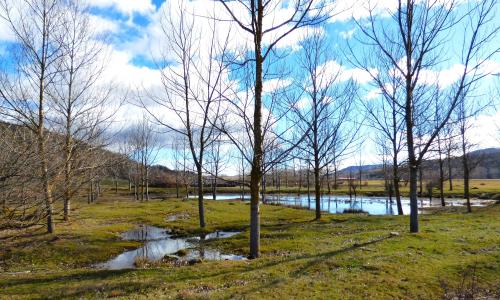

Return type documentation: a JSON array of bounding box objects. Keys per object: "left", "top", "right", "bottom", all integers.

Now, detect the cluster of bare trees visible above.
[
  {"left": 1, "top": 0, "right": 498, "bottom": 260},
  {"left": 350, "top": 0, "right": 499, "bottom": 232},
  {"left": 121, "top": 117, "right": 160, "bottom": 201},
  {"left": 0, "top": 0, "right": 115, "bottom": 232}
]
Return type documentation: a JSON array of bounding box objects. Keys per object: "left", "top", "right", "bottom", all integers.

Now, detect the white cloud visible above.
[
  {"left": 467, "top": 111, "right": 500, "bottom": 149},
  {"left": 420, "top": 64, "right": 466, "bottom": 88},
  {"left": 88, "top": 14, "right": 120, "bottom": 34},
  {"left": 339, "top": 28, "right": 356, "bottom": 39},
  {"left": 320, "top": 60, "right": 376, "bottom": 84},
  {"left": 0, "top": 18, "right": 14, "bottom": 41},
  {"left": 478, "top": 60, "right": 500, "bottom": 76},
  {"left": 365, "top": 88, "right": 381, "bottom": 100},
  {"left": 87, "top": 0, "right": 155, "bottom": 16},
  {"left": 263, "top": 78, "right": 292, "bottom": 94},
  {"left": 330, "top": 0, "right": 398, "bottom": 23}
]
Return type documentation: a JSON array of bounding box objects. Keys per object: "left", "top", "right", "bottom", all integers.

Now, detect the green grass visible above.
[
  {"left": 0, "top": 189, "right": 499, "bottom": 299},
  {"left": 130, "top": 179, "right": 500, "bottom": 199}
]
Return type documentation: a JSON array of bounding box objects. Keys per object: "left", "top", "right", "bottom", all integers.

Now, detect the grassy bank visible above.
[
  {"left": 1, "top": 191, "right": 499, "bottom": 299},
  {"left": 143, "top": 178, "right": 500, "bottom": 199}
]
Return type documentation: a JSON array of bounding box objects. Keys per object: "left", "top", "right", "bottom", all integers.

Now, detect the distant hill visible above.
[
  {"left": 0, "top": 120, "right": 183, "bottom": 188},
  {"left": 339, "top": 164, "right": 383, "bottom": 174},
  {"left": 340, "top": 148, "right": 500, "bottom": 180}
]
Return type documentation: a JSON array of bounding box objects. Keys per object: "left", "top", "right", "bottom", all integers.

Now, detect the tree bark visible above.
[
  {"left": 447, "top": 148, "right": 453, "bottom": 191},
  {"left": 197, "top": 165, "right": 206, "bottom": 228},
  {"left": 38, "top": 62, "right": 54, "bottom": 233},
  {"left": 393, "top": 156, "right": 403, "bottom": 215},
  {"left": 438, "top": 146, "right": 445, "bottom": 206},
  {"left": 314, "top": 165, "right": 321, "bottom": 219},
  {"left": 461, "top": 133, "right": 471, "bottom": 213},
  {"left": 249, "top": 0, "right": 264, "bottom": 258},
  {"left": 145, "top": 166, "right": 149, "bottom": 201}
]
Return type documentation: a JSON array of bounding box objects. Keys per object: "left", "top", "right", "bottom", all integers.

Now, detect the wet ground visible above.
[{"left": 98, "top": 225, "right": 245, "bottom": 270}]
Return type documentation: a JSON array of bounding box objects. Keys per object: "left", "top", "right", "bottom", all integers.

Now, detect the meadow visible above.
[
  {"left": 143, "top": 178, "right": 500, "bottom": 199},
  {"left": 1, "top": 184, "right": 499, "bottom": 299}
]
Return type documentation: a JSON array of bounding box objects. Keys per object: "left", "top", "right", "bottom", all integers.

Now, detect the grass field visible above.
[
  {"left": 0, "top": 188, "right": 499, "bottom": 299},
  {"left": 138, "top": 178, "right": 500, "bottom": 199}
]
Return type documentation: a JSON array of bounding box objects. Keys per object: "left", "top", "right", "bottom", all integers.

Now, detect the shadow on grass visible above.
[
  {"left": 1, "top": 269, "right": 157, "bottom": 299},
  {"left": 0, "top": 268, "right": 138, "bottom": 288},
  {"left": 1, "top": 233, "right": 397, "bottom": 298},
  {"left": 234, "top": 235, "right": 395, "bottom": 296}
]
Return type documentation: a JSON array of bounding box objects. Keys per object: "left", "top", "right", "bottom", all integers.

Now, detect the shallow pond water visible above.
[
  {"left": 98, "top": 226, "right": 245, "bottom": 270},
  {"left": 263, "top": 194, "right": 493, "bottom": 215},
  {"left": 191, "top": 193, "right": 493, "bottom": 215}
]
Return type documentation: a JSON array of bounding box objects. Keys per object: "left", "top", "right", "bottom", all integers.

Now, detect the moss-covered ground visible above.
[{"left": 0, "top": 189, "right": 499, "bottom": 299}]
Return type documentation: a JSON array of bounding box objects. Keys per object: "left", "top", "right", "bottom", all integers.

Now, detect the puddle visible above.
[
  {"left": 121, "top": 225, "right": 170, "bottom": 240},
  {"left": 166, "top": 213, "right": 189, "bottom": 222},
  {"left": 98, "top": 226, "right": 245, "bottom": 270}
]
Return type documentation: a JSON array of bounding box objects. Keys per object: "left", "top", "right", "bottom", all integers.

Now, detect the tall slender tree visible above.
[
  {"left": 0, "top": 0, "right": 66, "bottom": 233},
  {"left": 141, "top": 1, "right": 231, "bottom": 228},
  {"left": 219, "top": 0, "right": 331, "bottom": 258},
  {"left": 289, "top": 31, "right": 358, "bottom": 220},
  {"left": 352, "top": 0, "right": 499, "bottom": 232}
]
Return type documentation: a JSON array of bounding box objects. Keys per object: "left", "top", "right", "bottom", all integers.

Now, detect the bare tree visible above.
[
  {"left": 361, "top": 67, "right": 406, "bottom": 215},
  {"left": 49, "top": 0, "right": 113, "bottom": 221},
  {"left": 0, "top": 0, "right": 67, "bottom": 233},
  {"left": 289, "top": 31, "right": 358, "bottom": 220},
  {"left": 0, "top": 123, "right": 42, "bottom": 229},
  {"left": 435, "top": 130, "right": 447, "bottom": 206},
  {"left": 127, "top": 117, "right": 160, "bottom": 201},
  {"left": 455, "top": 92, "right": 491, "bottom": 212},
  {"left": 219, "top": 0, "right": 331, "bottom": 258},
  {"left": 352, "top": 0, "right": 499, "bottom": 232},
  {"left": 141, "top": 1, "right": 231, "bottom": 228},
  {"left": 206, "top": 132, "right": 229, "bottom": 200}
]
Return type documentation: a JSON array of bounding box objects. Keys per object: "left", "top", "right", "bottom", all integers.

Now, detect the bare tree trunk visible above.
[
  {"left": 197, "top": 165, "right": 205, "bottom": 228},
  {"left": 140, "top": 164, "right": 144, "bottom": 202},
  {"left": 333, "top": 165, "right": 338, "bottom": 190},
  {"left": 176, "top": 181, "right": 179, "bottom": 198},
  {"left": 90, "top": 179, "right": 94, "bottom": 203},
  {"left": 298, "top": 166, "right": 302, "bottom": 195},
  {"left": 63, "top": 141, "right": 71, "bottom": 221},
  {"left": 326, "top": 166, "right": 331, "bottom": 194},
  {"left": 145, "top": 166, "right": 149, "bottom": 201},
  {"left": 212, "top": 177, "right": 217, "bottom": 200},
  {"left": 249, "top": 7, "right": 264, "bottom": 257},
  {"left": 447, "top": 149, "right": 453, "bottom": 191},
  {"left": 134, "top": 178, "right": 138, "bottom": 201},
  {"left": 418, "top": 166, "right": 423, "bottom": 197},
  {"left": 438, "top": 138, "right": 446, "bottom": 206},
  {"left": 393, "top": 155, "right": 403, "bottom": 215},
  {"left": 307, "top": 164, "right": 311, "bottom": 203},
  {"left": 38, "top": 74, "right": 54, "bottom": 233},
  {"left": 461, "top": 133, "right": 471, "bottom": 213},
  {"left": 314, "top": 164, "right": 321, "bottom": 220}
]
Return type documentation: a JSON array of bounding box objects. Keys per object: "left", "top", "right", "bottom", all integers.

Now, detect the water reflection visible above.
[
  {"left": 263, "top": 194, "right": 490, "bottom": 215},
  {"left": 191, "top": 193, "right": 491, "bottom": 215},
  {"left": 266, "top": 194, "right": 414, "bottom": 215},
  {"left": 98, "top": 226, "right": 245, "bottom": 270}
]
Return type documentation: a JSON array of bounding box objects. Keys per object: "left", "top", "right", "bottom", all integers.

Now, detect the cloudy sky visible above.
[{"left": 1, "top": 0, "right": 499, "bottom": 173}]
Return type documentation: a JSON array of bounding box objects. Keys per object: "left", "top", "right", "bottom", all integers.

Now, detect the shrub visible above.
[{"left": 342, "top": 208, "right": 367, "bottom": 214}]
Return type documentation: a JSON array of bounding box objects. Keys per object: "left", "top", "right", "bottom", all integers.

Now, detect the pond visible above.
[
  {"left": 191, "top": 193, "right": 493, "bottom": 215},
  {"left": 98, "top": 225, "right": 246, "bottom": 270}
]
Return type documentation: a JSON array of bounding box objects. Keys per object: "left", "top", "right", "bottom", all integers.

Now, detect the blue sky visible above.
[{"left": 1, "top": 0, "right": 499, "bottom": 173}]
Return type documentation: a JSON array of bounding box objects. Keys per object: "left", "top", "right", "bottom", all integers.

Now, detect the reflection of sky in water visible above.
[
  {"left": 99, "top": 227, "right": 245, "bottom": 270},
  {"left": 264, "top": 194, "right": 490, "bottom": 215},
  {"left": 192, "top": 193, "right": 491, "bottom": 215},
  {"left": 188, "top": 194, "right": 250, "bottom": 200},
  {"left": 121, "top": 225, "right": 170, "bottom": 240}
]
